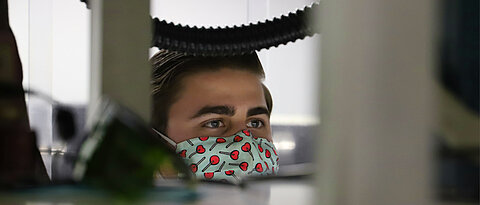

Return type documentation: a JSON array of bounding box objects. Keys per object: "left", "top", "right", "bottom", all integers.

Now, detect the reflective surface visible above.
[{"left": 0, "top": 176, "right": 315, "bottom": 205}]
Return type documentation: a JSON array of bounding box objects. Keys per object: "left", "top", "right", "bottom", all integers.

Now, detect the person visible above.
[
  {"left": 0, "top": 0, "right": 49, "bottom": 187},
  {"left": 150, "top": 49, "right": 279, "bottom": 183}
]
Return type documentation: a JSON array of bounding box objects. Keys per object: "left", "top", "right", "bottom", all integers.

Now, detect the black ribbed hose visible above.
[
  {"left": 151, "top": 3, "right": 319, "bottom": 56},
  {"left": 81, "top": 1, "right": 320, "bottom": 56}
]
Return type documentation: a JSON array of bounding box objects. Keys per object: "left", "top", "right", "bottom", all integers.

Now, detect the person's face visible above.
[{"left": 166, "top": 68, "right": 272, "bottom": 143}]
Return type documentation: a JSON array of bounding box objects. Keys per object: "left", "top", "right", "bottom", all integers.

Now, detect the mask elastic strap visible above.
[{"left": 152, "top": 128, "right": 177, "bottom": 148}]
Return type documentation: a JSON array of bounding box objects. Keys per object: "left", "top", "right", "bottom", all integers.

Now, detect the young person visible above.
[{"left": 150, "top": 50, "right": 279, "bottom": 183}]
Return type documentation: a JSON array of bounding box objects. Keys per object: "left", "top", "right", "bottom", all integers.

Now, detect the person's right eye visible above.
[{"left": 202, "top": 119, "right": 225, "bottom": 128}]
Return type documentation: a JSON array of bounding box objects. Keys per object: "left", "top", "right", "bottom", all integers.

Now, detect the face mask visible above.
[{"left": 153, "top": 129, "right": 279, "bottom": 184}]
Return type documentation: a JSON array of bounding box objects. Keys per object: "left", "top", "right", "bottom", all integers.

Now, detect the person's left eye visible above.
[{"left": 246, "top": 119, "right": 264, "bottom": 129}]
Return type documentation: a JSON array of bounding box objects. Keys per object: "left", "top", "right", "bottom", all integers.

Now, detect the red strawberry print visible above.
[
  {"left": 257, "top": 144, "right": 264, "bottom": 152},
  {"left": 196, "top": 145, "right": 206, "bottom": 153},
  {"left": 241, "top": 143, "right": 251, "bottom": 152},
  {"left": 230, "top": 150, "right": 239, "bottom": 160},
  {"left": 239, "top": 162, "right": 248, "bottom": 171},
  {"left": 202, "top": 155, "right": 220, "bottom": 172},
  {"left": 190, "top": 164, "right": 198, "bottom": 173},
  {"left": 265, "top": 149, "right": 271, "bottom": 158},
  {"left": 178, "top": 150, "right": 187, "bottom": 158},
  {"left": 234, "top": 135, "right": 243, "bottom": 142},
  {"left": 204, "top": 172, "right": 214, "bottom": 179},
  {"left": 255, "top": 163, "right": 263, "bottom": 172}
]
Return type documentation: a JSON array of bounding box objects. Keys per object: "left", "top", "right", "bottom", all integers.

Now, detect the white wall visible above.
[
  {"left": 254, "top": 0, "right": 320, "bottom": 125},
  {"left": 9, "top": 0, "right": 90, "bottom": 174},
  {"left": 9, "top": 0, "right": 91, "bottom": 105},
  {"left": 9, "top": 0, "right": 319, "bottom": 145},
  {"left": 8, "top": 0, "right": 318, "bottom": 180},
  {"left": 150, "top": 0, "right": 321, "bottom": 125},
  {"left": 9, "top": 0, "right": 90, "bottom": 177}
]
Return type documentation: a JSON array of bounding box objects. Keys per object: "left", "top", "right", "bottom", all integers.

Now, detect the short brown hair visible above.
[{"left": 150, "top": 50, "right": 273, "bottom": 133}]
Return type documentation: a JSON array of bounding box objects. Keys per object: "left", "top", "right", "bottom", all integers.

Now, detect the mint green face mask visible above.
[{"left": 154, "top": 129, "right": 279, "bottom": 184}]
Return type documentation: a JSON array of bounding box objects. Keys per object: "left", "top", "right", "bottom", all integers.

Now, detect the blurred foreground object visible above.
[
  {"left": 317, "top": 0, "right": 434, "bottom": 204},
  {"left": 436, "top": 0, "right": 479, "bottom": 202},
  {"left": 0, "top": 0, "right": 49, "bottom": 188},
  {"left": 73, "top": 98, "right": 192, "bottom": 200}
]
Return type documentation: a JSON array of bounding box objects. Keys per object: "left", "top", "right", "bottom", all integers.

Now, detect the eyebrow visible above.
[
  {"left": 247, "top": 106, "right": 270, "bottom": 117},
  {"left": 191, "top": 105, "right": 236, "bottom": 119}
]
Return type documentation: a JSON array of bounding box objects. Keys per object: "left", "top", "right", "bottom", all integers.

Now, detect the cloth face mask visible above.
[{"left": 154, "top": 129, "right": 279, "bottom": 184}]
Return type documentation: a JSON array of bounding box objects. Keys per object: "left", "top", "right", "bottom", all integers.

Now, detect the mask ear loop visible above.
[{"left": 152, "top": 128, "right": 177, "bottom": 148}]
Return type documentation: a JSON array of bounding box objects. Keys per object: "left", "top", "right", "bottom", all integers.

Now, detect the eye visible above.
[
  {"left": 246, "top": 119, "right": 264, "bottom": 129},
  {"left": 203, "top": 119, "right": 225, "bottom": 128}
]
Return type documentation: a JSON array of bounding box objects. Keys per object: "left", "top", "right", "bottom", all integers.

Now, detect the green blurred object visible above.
[
  {"left": 73, "top": 98, "right": 193, "bottom": 201},
  {"left": 0, "top": 184, "right": 199, "bottom": 204}
]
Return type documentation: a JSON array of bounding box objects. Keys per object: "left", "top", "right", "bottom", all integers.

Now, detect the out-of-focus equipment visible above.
[
  {"left": 435, "top": 0, "right": 479, "bottom": 202},
  {"left": 72, "top": 98, "right": 192, "bottom": 200},
  {"left": 24, "top": 89, "right": 77, "bottom": 142}
]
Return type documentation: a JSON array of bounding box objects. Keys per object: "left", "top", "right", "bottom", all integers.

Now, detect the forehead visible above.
[{"left": 176, "top": 68, "right": 266, "bottom": 108}]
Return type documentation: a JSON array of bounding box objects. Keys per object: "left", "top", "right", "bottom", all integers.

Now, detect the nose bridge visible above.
[{"left": 225, "top": 117, "right": 247, "bottom": 136}]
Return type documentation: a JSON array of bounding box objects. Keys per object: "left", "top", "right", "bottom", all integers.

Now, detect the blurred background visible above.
[
  {"left": 8, "top": 0, "right": 320, "bottom": 181},
  {"left": 4, "top": 0, "right": 479, "bottom": 204}
]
